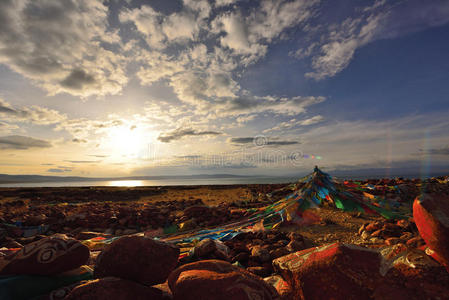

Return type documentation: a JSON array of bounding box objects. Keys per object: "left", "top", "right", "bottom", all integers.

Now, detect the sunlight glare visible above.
[{"left": 106, "top": 126, "right": 146, "bottom": 158}]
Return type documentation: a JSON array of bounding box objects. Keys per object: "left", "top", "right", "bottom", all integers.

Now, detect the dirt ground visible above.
[{"left": 0, "top": 184, "right": 386, "bottom": 247}]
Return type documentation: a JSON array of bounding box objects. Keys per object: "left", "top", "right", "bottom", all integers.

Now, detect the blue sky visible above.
[{"left": 0, "top": 0, "right": 448, "bottom": 177}]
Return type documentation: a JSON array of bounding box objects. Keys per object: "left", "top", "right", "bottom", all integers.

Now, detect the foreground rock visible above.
[
  {"left": 0, "top": 234, "right": 89, "bottom": 276},
  {"left": 64, "top": 277, "right": 168, "bottom": 300},
  {"left": 413, "top": 193, "right": 449, "bottom": 268},
  {"left": 264, "top": 275, "right": 293, "bottom": 300},
  {"left": 378, "top": 247, "right": 449, "bottom": 299},
  {"left": 94, "top": 235, "right": 179, "bottom": 286},
  {"left": 273, "top": 243, "right": 382, "bottom": 299},
  {"left": 168, "top": 259, "right": 279, "bottom": 300}
]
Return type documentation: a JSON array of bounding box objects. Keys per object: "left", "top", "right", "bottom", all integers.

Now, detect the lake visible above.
[{"left": 0, "top": 176, "right": 300, "bottom": 188}]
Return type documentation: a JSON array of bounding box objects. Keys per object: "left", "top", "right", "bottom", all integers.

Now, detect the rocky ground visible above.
[{"left": 0, "top": 181, "right": 448, "bottom": 299}]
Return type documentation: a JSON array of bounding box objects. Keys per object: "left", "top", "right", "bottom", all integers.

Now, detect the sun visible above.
[{"left": 106, "top": 126, "right": 147, "bottom": 158}]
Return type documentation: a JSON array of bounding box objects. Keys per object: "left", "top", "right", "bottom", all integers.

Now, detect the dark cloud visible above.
[
  {"left": 65, "top": 160, "right": 101, "bottom": 164},
  {"left": 229, "top": 137, "right": 254, "bottom": 144},
  {"left": 221, "top": 96, "right": 325, "bottom": 115},
  {"left": 0, "top": 0, "right": 127, "bottom": 97},
  {"left": 229, "top": 137, "right": 299, "bottom": 146},
  {"left": 0, "top": 99, "right": 66, "bottom": 125},
  {"left": 0, "top": 102, "right": 16, "bottom": 114},
  {"left": 192, "top": 162, "right": 257, "bottom": 170},
  {"left": 158, "top": 128, "right": 222, "bottom": 143},
  {"left": 60, "top": 69, "right": 96, "bottom": 90},
  {"left": 47, "top": 167, "right": 72, "bottom": 173},
  {"left": 0, "top": 135, "right": 52, "bottom": 150},
  {"left": 423, "top": 147, "right": 449, "bottom": 156},
  {"left": 72, "top": 138, "right": 87, "bottom": 143}
]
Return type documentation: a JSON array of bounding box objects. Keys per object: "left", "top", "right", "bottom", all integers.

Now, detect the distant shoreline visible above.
[{"left": 1, "top": 170, "right": 448, "bottom": 186}]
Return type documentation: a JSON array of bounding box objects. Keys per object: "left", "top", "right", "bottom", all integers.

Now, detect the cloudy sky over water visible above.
[{"left": 0, "top": 0, "right": 448, "bottom": 177}]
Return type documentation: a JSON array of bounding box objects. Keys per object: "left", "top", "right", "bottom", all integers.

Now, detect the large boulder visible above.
[
  {"left": 272, "top": 243, "right": 382, "bottom": 299},
  {"left": 64, "top": 277, "right": 169, "bottom": 300},
  {"left": 413, "top": 193, "right": 449, "bottom": 268},
  {"left": 264, "top": 275, "right": 293, "bottom": 300},
  {"left": 168, "top": 259, "right": 279, "bottom": 300},
  {"left": 0, "top": 234, "right": 89, "bottom": 276},
  {"left": 94, "top": 235, "right": 179, "bottom": 286}
]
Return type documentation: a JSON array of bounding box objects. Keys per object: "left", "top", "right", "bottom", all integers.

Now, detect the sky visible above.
[{"left": 0, "top": 0, "right": 449, "bottom": 177}]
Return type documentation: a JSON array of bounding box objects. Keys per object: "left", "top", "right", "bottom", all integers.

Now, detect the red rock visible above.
[
  {"left": 264, "top": 275, "right": 293, "bottom": 300},
  {"left": 168, "top": 259, "right": 279, "bottom": 300},
  {"left": 385, "top": 237, "right": 402, "bottom": 246},
  {"left": 247, "top": 266, "right": 271, "bottom": 277},
  {"left": 358, "top": 223, "right": 366, "bottom": 235},
  {"left": 94, "top": 236, "right": 179, "bottom": 286},
  {"left": 64, "top": 277, "right": 168, "bottom": 300},
  {"left": 396, "top": 219, "right": 410, "bottom": 229},
  {"left": 424, "top": 246, "right": 449, "bottom": 272},
  {"left": 371, "top": 229, "right": 383, "bottom": 237},
  {"left": 76, "top": 231, "right": 110, "bottom": 241},
  {"left": 40, "top": 280, "right": 89, "bottom": 300},
  {"left": 193, "top": 238, "right": 216, "bottom": 258},
  {"left": 251, "top": 245, "right": 271, "bottom": 263},
  {"left": 270, "top": 248, "right": 290, "bottom": 259},
  {"left": 286, "top": 240, "right": 305, "bottom": 252},
  {"left": 413, "top": 194, "right": 449, "bottom": 267},
  {"left": 406, "top": 236, "right": 425, "bottom": 248},
  {"left": 365, "top": 221, "right": 383, "bottom": 233},
  {"left": 272, "top": 243, "right": 382, "bottom": 299},
  {"left": 0, "top": 234, "right": 89, "bottom": 276},
  {"left": 232, "top": 252, "right": 249, "bottom": 263},
  {"left": 183, "top": 205, "right": 210, "bottom": 218},
  {"left": 373, "top": 283, "right": 414, "bottom": 300},
  {"left": 382, "top": 254, "right": 449, "bottom": 299}
]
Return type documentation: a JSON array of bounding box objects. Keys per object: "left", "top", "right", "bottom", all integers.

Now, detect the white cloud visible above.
[
  {"left": 302, "top": 0, "right": 449, "bottom": 80},
  {"left": 215, "top": 0, "right": 238, "bottom": 8},
  {"left": 163, "top": 13, "right": 199, "bottom": 41},
  {"left": 183, "top": 0, "right": 212, "bottom": 20},
  {"left": 263, "top": 115, "right": 324, "bottom": 132},
  {"left": 119, "top": 6, "right": 166, "bottom": 49},
  {"left": 0, "top": 0, "right": 128, "bottom": 97}
]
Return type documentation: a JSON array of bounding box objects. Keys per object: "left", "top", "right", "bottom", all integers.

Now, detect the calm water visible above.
[{"left": 0, "top": 177, "right": 299, "bottom": 188}]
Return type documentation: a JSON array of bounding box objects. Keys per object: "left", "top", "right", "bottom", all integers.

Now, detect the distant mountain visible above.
[{"left": 0, "top": 173, "right": 252, "bottom": 184}]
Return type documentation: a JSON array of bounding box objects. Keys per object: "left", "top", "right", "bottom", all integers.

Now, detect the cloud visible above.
[
  {"left": 300, "top": 0, "right": 449, "bottom": 80},
  {"left": 215, "top": 0, "right": 238, "bottom": 8},
  {"left": 0, "top": 99, "right": 67, "bottom": 125},
  {"left": 219, "top": 95, "right": 325, "bottom": 116},
  {"left": 47, "top": 166, "right": 72, "bottom": 173},
  {"left": 123, "top": 1, "right": 323, "bottom": 118},
  {"left": 158, "top": 128, "right": 222, "bottom": 143},
  {"left": 0, "top": 0, "right": 127, "bottom": 97},
  {"left": 119, "top": 0, "right": 209, "bottom": 48},
  {"left": 0, "top": 135, "right": 52, "bottom": 150},
  {"left": 264, "top": 115, "right": 324, "bottom": 133},
  {"left": 0, "top": 121, "right": 19, "bottom": 133},
  {"left": 423, "top": 146, "right": 449, "bottom": 156},
  {"left": 212, "top": 0, "right": 319, "bottom": 63},
  {"left": 88, "top": 154, "right": 109, "bottom": 158},
  {"left": 60, "top": 69, "right": 97, "bottom": 91},
  {"left": 65, "top": 160, "right": 101, "bottom": 164},
  {"left": 299, "top": 115, "right": 324, "bottom": 125},
  {"left": 72, "top": 138, "right": 87, "bottom": 143},
  {"left": 228, "top": 137, "right": 299, "bottom": 146},
  {"left": 193, "top": 162, "right": 257, "bottom": 169}
]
